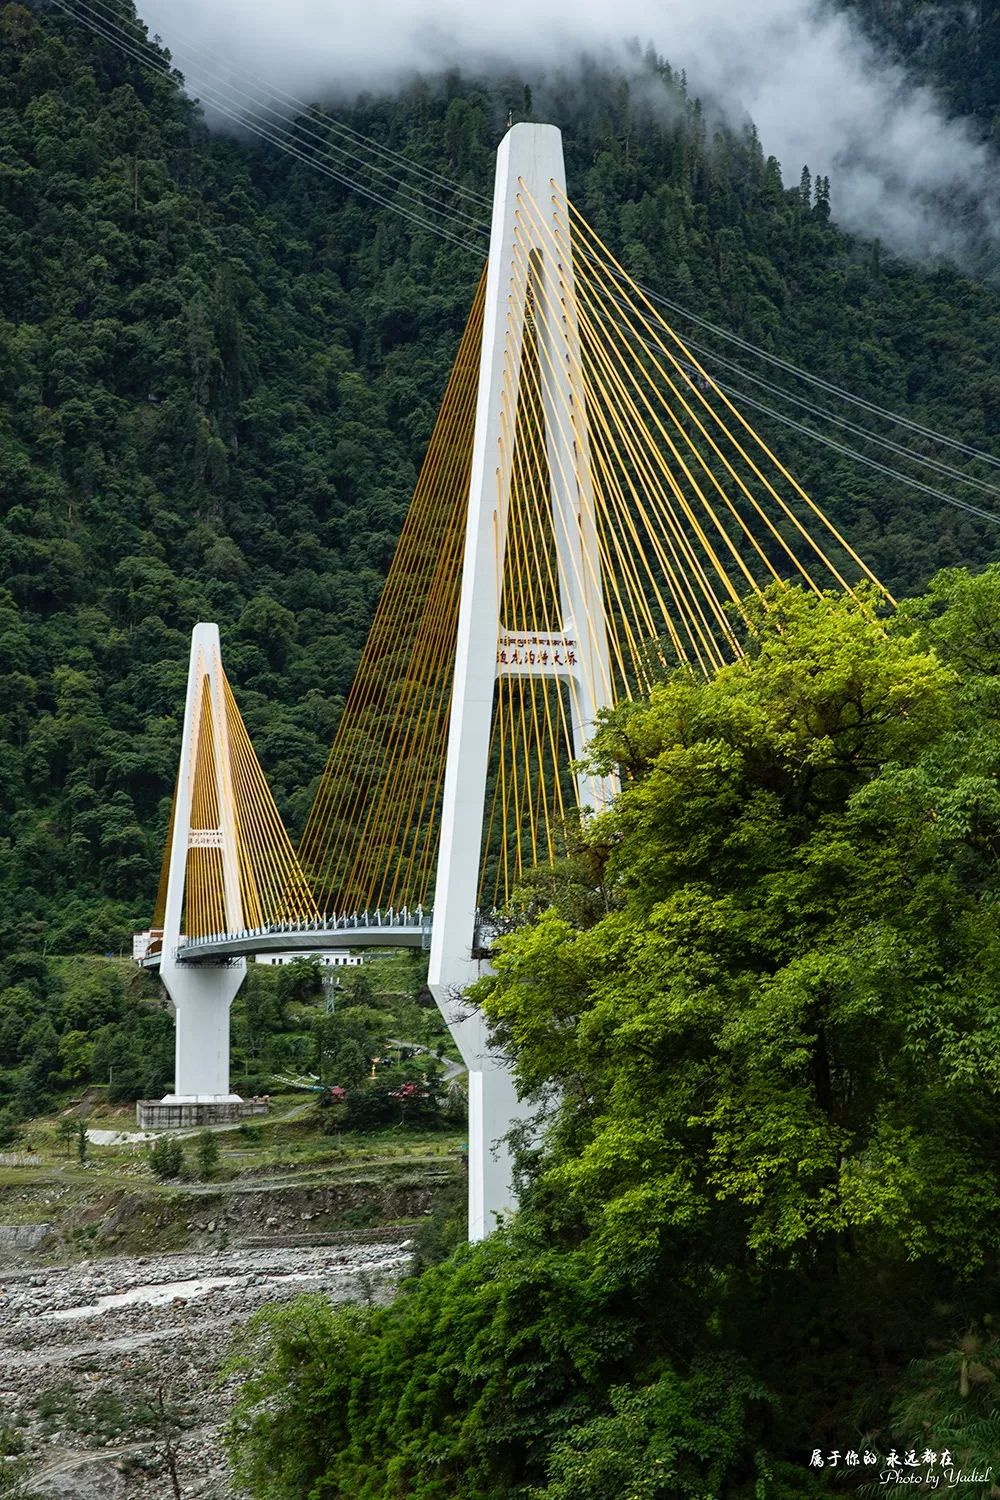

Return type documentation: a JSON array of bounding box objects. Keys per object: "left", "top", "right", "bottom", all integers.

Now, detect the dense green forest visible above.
[
  {"left": 3, "top": 0, "right": 1000, "bottom": 966},
  {"left": 7, "top": 2, "right": 1000, "bottom": 1494},
  {"left": 227, "top": 572, "right": 1000, "bottom": 1497},
  {"left": 0, "top": 943, "right": 451, "bottom": 1135}
]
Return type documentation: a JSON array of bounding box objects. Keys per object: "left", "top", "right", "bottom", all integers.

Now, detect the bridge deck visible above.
[
  {"left": 138, "top": 910, "right": 504, "bottom": 969},
  {"left": 142, "top": 920, "right": 431, "bottom": 968},
  {"left": 194, "top": 923, "right": 429, "bottom": 959}
]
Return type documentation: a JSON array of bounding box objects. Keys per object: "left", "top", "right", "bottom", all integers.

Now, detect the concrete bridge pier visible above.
[
  {"left": 432, "top": 1001, "right": 527, "bottom": 1241},
  {"left": 160, "top": 958, "right": 246, "bottom": 1105}
]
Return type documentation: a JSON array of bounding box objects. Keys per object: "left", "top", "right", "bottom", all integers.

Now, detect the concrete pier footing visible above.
[{"left": 136, "top": 1097, "right": 269, "bottom": 1129}]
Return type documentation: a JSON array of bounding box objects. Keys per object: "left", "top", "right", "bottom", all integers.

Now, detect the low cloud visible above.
[{"left": 137, "top": 0, "right": 997, "bottom": 265}]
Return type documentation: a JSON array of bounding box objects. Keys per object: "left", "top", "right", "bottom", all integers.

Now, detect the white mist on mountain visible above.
[{"left": 137, "top": 0, "right": 995, "bottom": 266}]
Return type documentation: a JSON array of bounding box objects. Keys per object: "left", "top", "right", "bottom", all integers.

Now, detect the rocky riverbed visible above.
[{"left": 0, "top": 1241, "right": 410, "bottom": 1497}]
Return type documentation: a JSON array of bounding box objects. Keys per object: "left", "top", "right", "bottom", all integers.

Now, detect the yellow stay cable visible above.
[
  {"left": 223, "top": 692, "right": 277, "bottom": 926},
  {"left": 303, "top": 412, "right": 468, "bottom": 903},
  {"left": 509, "top": 223, "right": 629, "bottom": 715},
  {"left": 475, "top": 706, "right": 503, "bottom": 910},
  {"left": 509, "top": 224, "right": 708, "bottom": 680},
  {"left": 492, "top": 509, "right": 512, "bottom": 904},
  {"left": 508, "top": 323, "right": 555, "bottom": 867},
  {"left": 188, "top": 679, "right": 219, "bottom": 936},
  {"left": 573, "top": 318, "right": 743, "bottom": 662},
  {"left": 223, "top": 685, "right": 291, "bottom": 920},
  {"left": 541, "top": 243, "right": 748, "bottom": 653},
  {"left": 510, "top": 211, "right": 735, "bottom": 672},
  {"left": 223, "top": 674, "right": 317, "bottom": 923},
  {"left": 564, "top": 231, "right": 830, "bottom": 602},
  {"left": 336, "top": 352, "right": 479, "bottom": 909},
  {"left": 384, "top": 559, "right": 471, "bottom": 907},
  {"left": 225, "top": 702, "right": 292, "bottom": 924},
  {"left": 511, "top": 221, "right": 617, "bottom": 698},
  {"left": 502, "top": 223, "right": 622, "bottom": 872},
  {"left": 532, "top": 194, "right": 809, "bottom": 600},
  {"left": 310, "top": 417, "right": 471, "bottom": 909},
  {"left": 299, "top": 268, "right": 487, "bottom": 898},
  {"left": 316, "top": 301, "right": 479, "bottom": 912},
  {"left": 514, "top": 226, "right": 725, "bottom": 676},
  {"left": 506, "top": 252, "right": 608, "bottom": 842},
  {"left": 151, "top": 784, "right": 177, "bottom": 933},
  {"left": 504, "top": 344, "right": 539, "bottom": 875},
  {"left": 205, "top": 689, "right": 230, "bottom": 937},
  {"left": 504, "top": 338, "right": 571, "bottom": 839},
  {"left": 560, "top": 191, "right": 894, "bottom": 606},
  {"left": 518, "top": 190, "right": 765, "bottom": 620}
]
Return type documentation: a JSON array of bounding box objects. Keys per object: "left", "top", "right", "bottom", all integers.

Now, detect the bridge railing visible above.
[
  {"left": 170, "top": 905, "right": 515, "bottom": 954},
  {"left": 175, "top": 905, "right": 433, "bottom": 954},
  {"left": 143, "top": 905, "right": 515, "bottom": 963}
]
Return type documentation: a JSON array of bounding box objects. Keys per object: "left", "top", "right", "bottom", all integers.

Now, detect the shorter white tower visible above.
[{"left": 159, "top": 623, "right": 247, "bottom": 1103}]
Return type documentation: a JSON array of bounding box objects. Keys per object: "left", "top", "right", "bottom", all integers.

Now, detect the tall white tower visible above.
[{"left": 428, "top": 124, "right": 615, "bottom": 1240}]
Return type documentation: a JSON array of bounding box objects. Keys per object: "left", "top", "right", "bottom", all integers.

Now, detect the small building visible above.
[
  {"left": 132, "top": 929, "right": 162, "bottom": 962},
  {"left": 255, "top": 949, "right": 362, "bottom": 968},
  {"left": 136, "top": 1096, "right": 269, "bottom": 1129}
]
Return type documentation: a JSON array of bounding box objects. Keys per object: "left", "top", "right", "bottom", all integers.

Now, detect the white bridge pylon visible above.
[
  {"left": 160, "top": 622, "right": 246, "bottom": 1103},
  {"left": 429, "top": 123, "right": 618, "bottom": 1241}
]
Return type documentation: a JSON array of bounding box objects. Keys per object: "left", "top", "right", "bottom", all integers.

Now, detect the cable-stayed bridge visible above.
[{"left": 137, "top": 123, "right": 896, "bottom": 1240}]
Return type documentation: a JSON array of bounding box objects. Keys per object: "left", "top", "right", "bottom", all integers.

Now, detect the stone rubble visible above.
[{"left": 0, "top": 1241, "right": 410, "bottom": 1498}]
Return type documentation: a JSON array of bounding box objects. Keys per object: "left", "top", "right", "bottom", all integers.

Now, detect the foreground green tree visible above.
[{"left": 227, "top": 578, "right": 1000, "bottom": 1497}]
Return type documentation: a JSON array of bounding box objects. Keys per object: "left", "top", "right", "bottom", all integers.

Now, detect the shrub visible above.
[{"left": 148, "top": 1135, "right": 184, "bottom": 1179}]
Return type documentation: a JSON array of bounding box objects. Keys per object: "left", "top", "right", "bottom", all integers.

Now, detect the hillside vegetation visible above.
[
  {"left": 3, "top": 0, "right": 1000, "bottom": 962},
  {"left": 7, "top": 3, "right": 1000, "bottom": 1494}
]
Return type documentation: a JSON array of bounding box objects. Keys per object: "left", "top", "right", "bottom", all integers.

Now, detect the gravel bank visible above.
[{"left": 0, "top": 1242, "right": 410, "bottom": 1497}]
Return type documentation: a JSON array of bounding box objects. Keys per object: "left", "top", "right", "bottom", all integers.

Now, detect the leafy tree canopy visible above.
[{"left": 229, "top": 574, "right": 1000, "bottom": 1496}]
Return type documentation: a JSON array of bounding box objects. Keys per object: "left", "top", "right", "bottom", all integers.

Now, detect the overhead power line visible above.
[
  {"left": 46, "top": 0, "right": 1000, "bottom": 519},
  {"left": 628, "top": 278, "right": 1000, "bottom": 470},
  {"left": 591, "top": 276, "right": 1000, "bottom": 508},
  {"left": 706, "top": 375, "right": 1000, "bottom": 526},
  {"left": 48, "top": 0, "right": 483, "bottom": 249},
  {"left": 65, "top": 0, "right": 491, "bottom": 230},
  {"left": 674, "top": 331, "right": 1000, "bottom": 499},
  {"left": 88, "top": 0, "right": 492, "bottom": 209}
]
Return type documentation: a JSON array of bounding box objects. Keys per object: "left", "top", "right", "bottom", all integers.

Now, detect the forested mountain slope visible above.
[
  {"left": 3, "top": 0, "right": 1000, "bottom": 958},
  {"left": 848, "top": 0, "right": 1000, "bottom": 132}
]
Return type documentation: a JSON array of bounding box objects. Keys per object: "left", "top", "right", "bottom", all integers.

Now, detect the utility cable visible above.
[{"left": 55, "top": 0, "right": 1000, "bottom": 492}]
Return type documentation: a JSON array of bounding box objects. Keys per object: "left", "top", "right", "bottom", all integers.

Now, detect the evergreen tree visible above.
[{"left": 195, "top": 1128, "right": 220, "bottom": 1180}]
